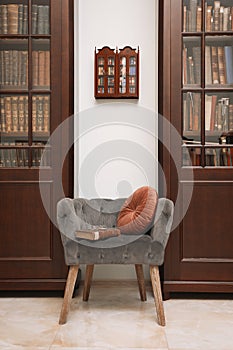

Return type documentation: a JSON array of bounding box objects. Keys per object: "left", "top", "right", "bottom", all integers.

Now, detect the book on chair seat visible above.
[{"left": 75, "top": 227, "right": 121, "bottom": 241}]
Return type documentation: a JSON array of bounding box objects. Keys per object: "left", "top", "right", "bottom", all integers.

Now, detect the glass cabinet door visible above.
[
  {"left": 0, "top": 0, "right": 51, "bottom": 168},
  {"left": 118, "top": 46, "right": 139, "bottom": 98},
  {"left": 95, "top": 46, "right": 116, "bottom": 97},
  {"left": 182, "top": 0, "right": 233, "bottom": 167}
]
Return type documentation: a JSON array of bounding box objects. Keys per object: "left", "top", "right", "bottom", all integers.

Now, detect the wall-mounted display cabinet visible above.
[
  {"left": 95, "top": 46, "right": 139, "bottom": 99},
  {"left": 0, "top": 0, "right": 74, "bottom": 290},
  {"left": 160, "top": 0, "right": 233, "bottom": 297}
]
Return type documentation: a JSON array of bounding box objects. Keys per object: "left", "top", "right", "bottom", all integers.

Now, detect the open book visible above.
[{"left": 75, "top": 227, "right": 121, "bottom": 241}]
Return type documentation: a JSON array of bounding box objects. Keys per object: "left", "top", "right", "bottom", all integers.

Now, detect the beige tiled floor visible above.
[{"left": 0, "top": 282, "right": 232, "bottom": 350}]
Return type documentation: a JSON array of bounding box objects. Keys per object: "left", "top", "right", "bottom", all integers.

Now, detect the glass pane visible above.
[
  {"left": 0, "top": 146, "right": 28, "bottom": 168},
  {"left": 183, "top": 92, "right": 201, "bottom": 143},
  {"left": 183, "top": 37, "right": 201, "bottom": 86},
  {"left": 0, "top": 39, "right": 28, "bottom": 89},
  {"left": 0, "top": 2, "right": 28, "bottom": 34},
  {"left": 32, "top": 39, "right": 50, "bottom": 90},
  {"left": 0, "top": 94, "right": 28, "bottom": 144},
  {"left": 182, "top": 146, "right": 201, "bottom": 166},
  {"left": 205, "top": 1, "right": 233, "bottom": 32},
  {"left": 205, "top": 147, "right": 233, "bottom": 166},
  {"left": 107, "top": 56, "right": 114, "bottom": 94},
  {"left": 32, "top": 94, "right": 50, "bottom": 142},
  {"left": 119, "top": 56, "right": 126, "bottom": 94},
  {"left": 205, "top": 92, "right": 233, "bottom": 144},
  {"left": 32, "top": 0, "right": 50, "bottom": 35},
  {"left": 205, "top": 36, "right": 233, "bottom": 86},
  {"left": 183, "top": 0, "right": 202, "bottom": 32},
  {"left": 32, "top": 143, "right": 50, "bottom": 167}
]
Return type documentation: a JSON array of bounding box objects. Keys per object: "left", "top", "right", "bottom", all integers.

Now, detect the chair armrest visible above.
[{"left": 149, "top": 198, "right": 174, "bottom": 249}]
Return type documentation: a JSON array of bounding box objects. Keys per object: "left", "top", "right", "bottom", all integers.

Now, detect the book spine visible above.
[
  {"left": 32, "top": 96, "right": 37, "bottom": 132},
  {"left": 183, "top": 5, "right": 187, "bottom": 32},
  {"left": 206, "top": 6, "right": 213, "bottom": 31},
  {"left": 196, "top": 6, "right": 202, "bottom": 32},
  {"left": 4, "top": 96, "right": 12, "bottom": 132},
  {"left": 9, "top": 50, "right": 13, "bottom": 86},
  {"left": 32, "top": 4, "right": 38, "bottom": 34},
  {"left": 217, "top": 46, "right": 226, "bottom": 85},
  {"left": 38, "top": 51, "right": 45, "bottom": 87},
  {"left": 7, "top": 4, "right": 19, "bottom": 34},
  {"left": 44, "top": 50, "right": 50, "bottom": 88},
  {"left": 18, "top": 96, "right": 25, "bottom": 132},
  {"left": 43, "top": 96, "right": 50, "bottom": 132},
  {"left": 0, "top": 50, "right": 4, "bottom": 87},
  {"left": 190, "top": 0, "right": 197, "bottom": 32},
  {"left": 214, "top": 1, "right": 221, "bottom": 31},
  {"left": 188, "top": 56, "right": 195, "bottom": 84},
  {"left": 4, "top": 51, "right": 10, "bottom": 87},
  {"left": 210, "top": 95, "right": 217, "bottom": 131},
  {"left": 220, "top": 6, "right": 224, "bottom": 31},
  {"left": 224, "top": 46, "right": 233, "bottom": 84},
  {"left": 36, "top": 96, "right": 44, "bottom": 131},
  {"left": 11, "top": 96, "right": 19, "bottom": 132},
  {"left": 23, "top": 5, "right": 28, "bottom": 34},
  {"left": 24, "top": 96, "right": 28, "bottom": 132},
  {"left": 32, "top": 51, "right": 39, "bottom": 88},
  {"left": 192, "top": 46, "right": 201, "bottom": 85},
  {"left": 20, "top": 51, "right": 28, "bottom": 87},
  {"left": 18, "top": 4, "right": 24, "bottom": 34},
  {"left": 12, "top": 50, "right": 18, "bottom": 86},
  {"left": 183, "top": 46, "right": 187, "bottom": 85},
  {"left": 229, "top": 104, "right": 233, "bottom": 130},
  {"left": 1, "top": 5, "right": 8, "bottom": 34},
  {"left": 0, "top": 96, "right": 6, "bottom": 132},
  {"left": 205, "top": 95, "right": 212, "bottom": 131},
  {"left": 223, "top": 7, "right": 229, "bottom": 32},
  {"left": 211, "top": 46, "right": 219, "bottom": 84},
  {"left": 37, "top": 6, "right": 44, "bottom": 34},
  {"left": 44, "top": 6, "right": 50, "bottom": 34}
]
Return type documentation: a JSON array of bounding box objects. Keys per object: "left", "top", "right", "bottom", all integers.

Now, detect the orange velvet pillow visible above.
[{"left": 117, "top": 186, "right": 158, "bottom": 234}]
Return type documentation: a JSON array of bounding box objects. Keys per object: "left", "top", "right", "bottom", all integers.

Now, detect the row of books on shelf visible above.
[
  {"left": 0, "top": 95, "right": 50, "bottom": 133},
  {"left": 206, "top": 45, "right": 233, "bottom": 85},
  {"left": 0, "top": 4, "right": 28, "bottom": 34},
  {"left": 183, "top": 147, "right": 233, "bottom": 166},
  {"left": 0, "top": 49, "right": 50, "bottom": 89},
  {"left": 206, "top": 1, "right": 233, "bottom": 32},
  {"left": 0, "top": 4, "right": 50, "bottom": 35},
  {"left": 183, "top": 1, "right": 233, "bottom": 32},
  {"left": 183, "top": 93, "right": 233, "bottom": 132},
  {"left": 32, "top": 4, "right": 50, "bottom": 35},
  {"left": 205, "top": 95, "right": 233, "bottom": 131},
  {"left": 0, "top": 50, "right": 28, "bottom": 88},
  {"left": 0, "top": 142, "right": 50, "bottom": 168},
  {"left": 183, "top": 44, "right": 233, "bottom": 85}
]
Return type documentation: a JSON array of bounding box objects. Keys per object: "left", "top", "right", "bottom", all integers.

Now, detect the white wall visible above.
[{"left": 74, "top": 0, "right": 158, "bottom": 280}]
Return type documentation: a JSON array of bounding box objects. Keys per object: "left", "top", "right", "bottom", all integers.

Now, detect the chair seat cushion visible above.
[{"left": 117, "top": 186, "right": 158, "bottom": 234}]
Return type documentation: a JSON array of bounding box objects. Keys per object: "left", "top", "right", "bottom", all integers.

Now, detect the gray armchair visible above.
[{"left": 57, "top": 197, "right": 174, "bottom": 326}]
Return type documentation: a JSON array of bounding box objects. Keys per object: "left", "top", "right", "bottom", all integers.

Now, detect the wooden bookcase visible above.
[
  {"left": 0, "top": 0, "right": 74, "bottom": 290},
  {"left": 159, "top": 0, "right": 233, "bottom": 297},
  {"left": 95, "top": 46, "right": 139, "bottom": 99}
]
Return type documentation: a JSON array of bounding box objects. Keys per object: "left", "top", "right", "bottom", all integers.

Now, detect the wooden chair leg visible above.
[
  {"left": 83, "top": 264, "right": 94, "bottom": 301},
  {"left": 135, "top": 264, "right": 147, "bottom": 301},
  {"left": 59, "top": 265, "right": 79, "bottom": 325},
  {"left": 150, "top": 265, "right": 166, "bottom": 326}
]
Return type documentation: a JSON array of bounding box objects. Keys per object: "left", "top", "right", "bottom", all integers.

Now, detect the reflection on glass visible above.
[
  {"left": 183, "top": 92, "right": 201, "bottom": 143},
  {"left": 119, "top": 56, "right": 126, "bottom": 94},
  {"left": 205, "top": 147, "right": 233, "bottom": 166},
  {"left": 183, "top": 0, "right": 202, "bottom": 32},
  {"left": 205, "top": 37, "right": 233, "bottom": 86},
  {"left": 32, "top": 39, "right": 50, "bottom": 90},
  {"left": 0, "top": 95, "right": 28, "bottom": 143},
  {"left": 0, "top": 146, "right": 28, "bottom": 168},
  {"left": 183, "top": 37, "right": 201, "bottom": 86},
  {"left": 0, "top": 39, "right": 28, "bottom": 89},
  {"left": 32, "top": 94, "right": 50, "bottom": 142},
  {"left": 32, "top": 0, "right": 50, "bottom": 35},
  {"left": 182, "top": 146, "right": 201, "bottom": 166}
]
